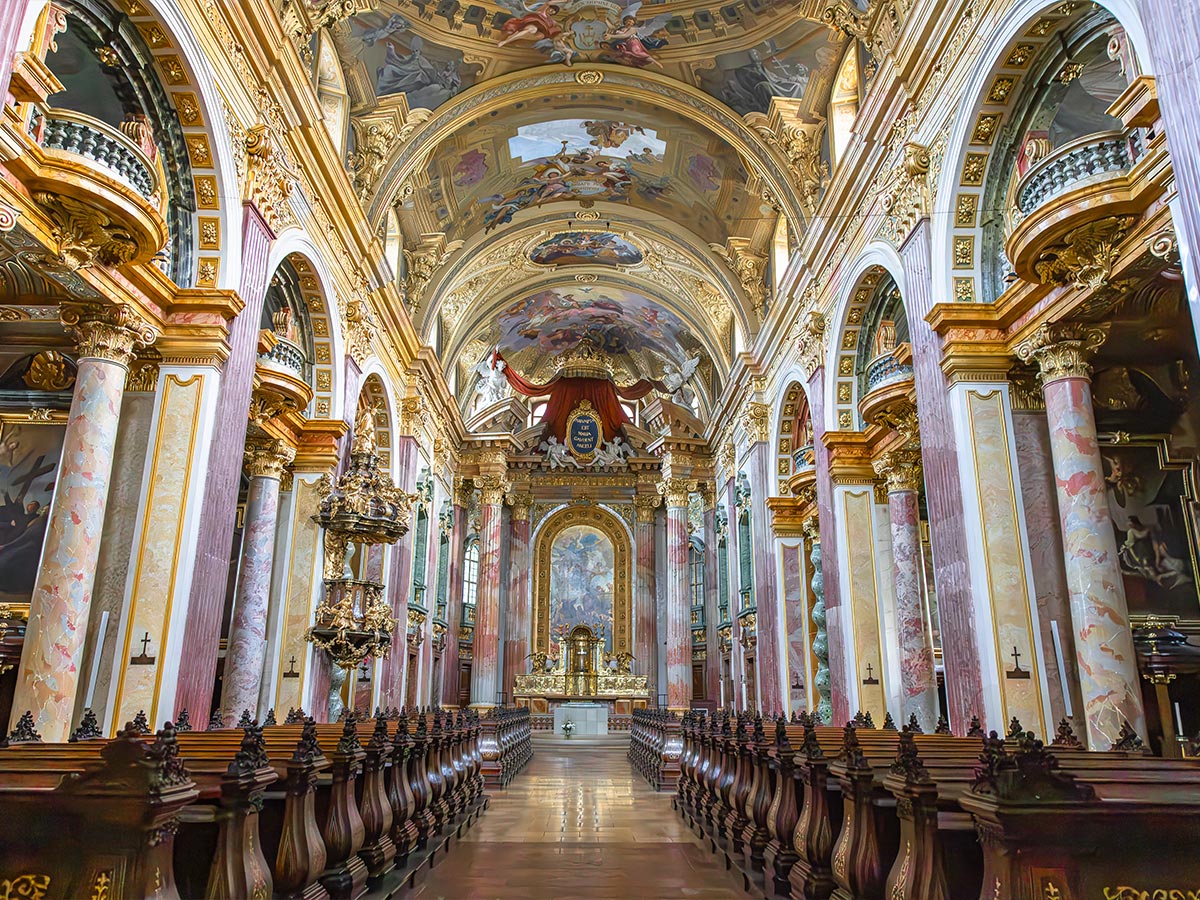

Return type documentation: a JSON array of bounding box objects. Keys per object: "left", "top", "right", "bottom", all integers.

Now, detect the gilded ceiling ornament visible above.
[
  {"left": 60, "top": 302, "right": 157, "bottom": 367},
  {"left": 753, "top": 118, "right": 829, "bottom": 221},
  {"left": 124, "top": 360, "right": 159, "bottom": 393},
  {"left": 795, "top": 310, "right": 827, "bottom": 378},
  {"left": 710, "top": 238, "right": 767, "bottom": 317},
  {"left": 658, "top": 477, "right": 695, "bottom": 509},
  {"left": 1032, "top": 216, "right": 1138, "bottom": 292},
  {"left": 0, "top": 202, "right": 18, "bottom": 232},
  {"left": 347, "top": 118, "right": 398, "bottom": 203},
  {"left": 1148, "top": 223, "right": 1179, "bottom": 266},
  {"left": 34, "top": 193, "right": 138, "bottom": 271},
  {"left": 877, "top": 142, "right": 930, "bottom": 246},
  {"left": 243, "top": 123, "right": 299, "bottom": 232},
  {"left": 633, "top": 492, "right": 661, "bottom": 523},
  {"left": 869, "top": 396, "right": 920, "bottom": 447},
  {"left": 403, "top": 233, "right": 461, "bottom": 314},
  {"left": 475, "top": 473, "right": 510, "bottom": 506},
  {"left": 340, "top": 292, "right": 377, "bottom": 365},
  {"left": 506, "top": 490, "right": 534, "bottom": 521},
  {"left": 1014, "top": 322, "right": 1110, "bottom": 384},
  {"left": 22, "top": 350, "right": 74, "bottom": 392},
  {"left": 739, "top": 399, "right": 771, "bottom": 444}
]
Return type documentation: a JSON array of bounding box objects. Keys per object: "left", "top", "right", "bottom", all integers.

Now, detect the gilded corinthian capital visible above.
[
  {"left": 658, "top": 477, "right": 694, "bottom": 509},
  {"left": 633, "top": 492, "right": 662, "bottom": 523},
  {"left": 506, "top": 489, "right": 534, "bottom": 521},
  {"left": 476, "top": 473, "right": 509, "bottom": 505},
  {"left": 60, "top": 302, "right": 157, "bottom": 367},
  {"left": 244, "top": 438, "right": 296, "bottom": 480},
  {"left": 1014, "top": 322, "right": 1110, "bottom": 384},
  {"left": 872, "top": 448, "right": 923, "bottom": 494}
]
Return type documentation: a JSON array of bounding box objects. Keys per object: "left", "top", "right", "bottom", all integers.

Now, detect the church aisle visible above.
[{"left": 406, "top": 734, "right": 746, "bottom": 899}]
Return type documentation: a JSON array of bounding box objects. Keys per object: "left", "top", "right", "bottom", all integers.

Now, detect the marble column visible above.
[
  {"left": 1141, "top": 2, "right": 1200, "bottom": 346},
  {"left": 1016, "top": 323, "right": 1146, "bottom": 749},
  {"left": 470, "top": 474, "right": 507, "bottom": 706},
  {"left": 502, "top": 491, "right": 533, "bottom": 701},
  {"left": 633, "top": 493, "right": 660, "bottom": 697},
  {"left": 440, "top": 483, "right": 469, "bottom": 705},
  {"left": 900, "top": 220, "right": 986, "bottom": 732},
  {"left": 873, "top": 449, "right": 939, "bottom": 732},
  {"left": 176, "top": 204, "right": 273, "bottom": 719},
  {"left": 702, "top": 497, "right": 721, "bottom": 704},
  {"left": 806, "top": 517, "right": 833, "bottom": 723},
  {"left": 660, "top": 478, "right": 692, "bottom": 711},
  {"left": 220, "top": 439, "right": 294, "bottom": 719},
  {"left": 10, "top": 303, "right": 154, "bottom": 740},
  {"left": 745, "top": 435, "right": 784, "bottom": 713},
  {"left": 0, "top": 0, "right": 27, "bottom": 101}
]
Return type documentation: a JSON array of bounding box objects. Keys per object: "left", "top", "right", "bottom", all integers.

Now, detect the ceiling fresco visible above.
[
  {"left": 528, "top": 230, "right": 644, "bottom": 266},
  {"left": 404, "top": 100, "right": 757, "bottom": 244},
  {"left": 496, "top": 285, "right": 701, "bottom": 374}
]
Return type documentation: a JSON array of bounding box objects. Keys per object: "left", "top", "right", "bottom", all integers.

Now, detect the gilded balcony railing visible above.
[
  {"left": 32, "top": 108, "right": 160, "bottom": 201},
  {"left": 1013, "top": 130, "right": 1143, "bottom": 225}
]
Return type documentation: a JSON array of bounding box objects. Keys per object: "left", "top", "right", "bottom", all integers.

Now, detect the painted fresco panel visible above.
[
  {"left": 550, "top": 524, "right": 615, "bottom": 650},
  {"left": 530, "top": 231, "right": 644, "bottom": 267},
  {"left": 347, "top": 14, "right": 480, "bottom": 110}
]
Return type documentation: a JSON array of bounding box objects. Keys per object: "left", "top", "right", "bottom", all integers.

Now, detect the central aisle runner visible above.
[{"left": 406, "top": 733, "right": 745, "bottom": 899}]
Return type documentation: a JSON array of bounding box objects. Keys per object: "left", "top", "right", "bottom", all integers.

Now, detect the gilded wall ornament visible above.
[
  {"left": 475, "top": 473, "right": 509, "bottom": 505},
  {"left": 658, "top": 476, "right": 695, "bottom": 508},
  {"left": 245, "top": 438, "right": 296, "bottom": 480},
  {"left": 402, "top": 232, "right": 461, "bottom": 313},
  {"left": 633, "top": 492, "right": 661, "bottom": 523},
  {"left": 872, "top": 448, "right": 923, "bottom": 494},
  {"left": 60, "top": 302, "right": 156, "bottom": 367},
  {"left": 739, "top": 399, "right": 771, "bottom": 444},
  {"left": 34, "top": 193, "right": 139, "bottom": 271},
  {"left": 795, "top": 310, "right": 827, "bottom": 378},
  {"left": 1033, "top": 216, "right": 1138, "bottom": 291}
]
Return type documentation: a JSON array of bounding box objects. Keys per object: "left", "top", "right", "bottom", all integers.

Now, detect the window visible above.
[
  {"left": 717, "top": 536, "right": 730, "bottom": 625},
  {"left": 689, "top": 541, "right": 706, "bottom": 627},
  {"left": 462, "top": 538, "right": 479, "bottom": 624},
  {"left": 411, "top": 506, "right": 430, "bottom": 611}
]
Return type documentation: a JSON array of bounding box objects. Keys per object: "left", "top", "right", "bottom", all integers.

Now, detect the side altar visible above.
[{"left": 514, "top": 624, "right": 649, "bottom": 714}]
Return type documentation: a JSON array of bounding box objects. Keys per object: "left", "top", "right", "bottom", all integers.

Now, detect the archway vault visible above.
[{"left": 533, "top": 505, "right": 631, "bottom": 659}]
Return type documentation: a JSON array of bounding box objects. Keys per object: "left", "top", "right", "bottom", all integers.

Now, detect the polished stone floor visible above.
[{"left": 406, "top": 734, "right": 745, "bottom": 899}]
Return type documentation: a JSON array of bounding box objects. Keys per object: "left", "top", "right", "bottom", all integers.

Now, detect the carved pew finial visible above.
[
  {"left": 907, "top": 713, "right": 923, "bottom": 734},
  {"left": 1113, "top": 719, "right": 1146, "bottom": 753},
  {"left": 175, "top": 708, "right": 192, "bottom": 732},
  {"left": 208, "top": 709, "right": 226, "bottom": 730},
  {"left": 1007, "top": 716, "right": 1025, "bottom": 739},
  {"left": 132, "top": 710, "right": 150, "bottom": 735},
  {"left": 935, "top": 715, "right": 951, "bottom": 734},
  {"left": 1051, "top": 718, "right": 1081, "bottom": 748},
  {"left": 264, "top": 708, "right": 277, "bottom": 726},
  {"left": 889, "top": 728, "right": 930, "bottom": 784},
  {"left": 8, "top": 711, "right": 42, "bottom": 745},
  {"left": 882, "top": 712, "right": 898, "bottom": 731},
  {"left": 70, "top": 709, "right": 103, "bottom": 742},
  {"left": 967, "top": 715, "right": 984, "bottom": 738},
  {"left": 839, "top": 724, "right": 868, "bottom": 768},
  {"left": 237, "top": 709, "right": 254, "bottom": 729}
]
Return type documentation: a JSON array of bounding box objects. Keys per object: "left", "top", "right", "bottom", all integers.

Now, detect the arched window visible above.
[
  {"left": 828, "top": 44, "right": 860, "bottom": 168},
  {"left": 461, "top": 537, "right": 480, "bottom": 626},
  {"left": 735, "top": 475, "right": 754, "bottom": 614},
  {"left": 434, "top": 502, "right": 452, "bottom": 622}
]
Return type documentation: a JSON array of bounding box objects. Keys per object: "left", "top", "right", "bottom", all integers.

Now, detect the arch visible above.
[
  {"left": 364, "top": 64, "right": 810, "bottom": 233},
  {"left": 930, "top": 0, "right": 1151, "bottom": 306},
  {"left": 823, "top": 244, "right": 907, "bottom": 433},
  {"left": 772, "top": 375, "right": 813, "bottom": 495},
  {"left": 532, "top": 505, "right": 632, "bottom": 658},
  {"left": 265, "top": 231, "right": 347, "bottom": 422}
]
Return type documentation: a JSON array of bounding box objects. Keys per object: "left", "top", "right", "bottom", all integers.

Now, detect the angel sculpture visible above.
[
  {"left": 600, "top": 3, "right": 671, "bottom": 68},
  {"left": 472, "top": 355, "right": 510, "bottom": 406},
  {"left": 539, "top": 435, "right": 580, "bottom": 469},
  {"left": 593, "top": 437, "right": 634, "bottom": 468},
  {"left": 495, "top": 0, "right": 563, "bottom": 48},
  {"left": 662, "top": 354, "right": 701, "bottom": 408}
]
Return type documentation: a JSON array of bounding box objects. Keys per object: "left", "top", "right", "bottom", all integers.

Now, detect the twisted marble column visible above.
[
  {"left": 806, "top": 517, "right": 832, "bottom": 724},
  {"left": 11, "top": 303, "right": 155, "bottom": 740},
  {"left": 1017, "top": 323, "right": 1146, "bottom": 749},
  {"left": 502, "top": 490, "right": 533, "bottom": 700},
  {"left": 660, "top": 478, "right": 692, "bottom": 711},
  {"left": 873, "top": 449, "right": 939, "bottom": 732},
  {"left": 470, "top": 474, "right": 507, "bottom": 706},
  {"left": 221, "top": 438, "right": 294, "bottom": 720},
  {"left": 633, "top": 492, "right": 660, "bottom": 697}
]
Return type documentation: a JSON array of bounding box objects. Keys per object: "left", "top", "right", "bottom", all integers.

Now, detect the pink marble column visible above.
[
  {"left": 440, "top": 488, "right": 468, "bottom": 705},
  {"left": 10, "top": 303, "right": 154, "bottom": 740},
  {"left": 900, "top": 221, "right": 985, "bottom": 732},
  {"left": 746, "top": 439, "right": 784, "bottom": 713},
  {"left": 1141, "top": 4, "right": 1200, "bottom": 347},
  {"left": 502, "top": 493, "right": 532, "bottom": 701},
  {"left": 633, "top": 493, "right": 660, "bottom": 697},
  {"left": 0, "top": 0, "right": 25, "bottom": 102},
  {"left": 874, "top": 450, "right": 939, "bottom": 732},
  {"left": 176, "top": 204, "right": 273, "bottom": 719},
  {"left": 1017, "top": 323, "right": 1146, "bottom": 749},
  {"left": 220, "top": 440, "right": 294, "bottom": 719},
  {"left": 660, "top": 479, "right": 692, "bottom": 711},
  {"left": 470, "top": 474, "right": 506, "bottom": 706},
  {"left": 378, "top": 434, "right": 419, "bottom": 708},
  {"left": 702, "top": 500, "right": 721, "bottom": 704}
]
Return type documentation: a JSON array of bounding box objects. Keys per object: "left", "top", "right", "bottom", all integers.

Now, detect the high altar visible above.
[{"left": 514, "top": 623, "right": 649, "bottom": 715}]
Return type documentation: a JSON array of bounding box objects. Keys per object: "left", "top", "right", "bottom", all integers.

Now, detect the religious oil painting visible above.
[
  {"left": 348, "top": 12, "right": 480, "bottom": 110},
  {"left": 550, "top": 525, "right": 614, "bottom": 650},
  {"left": 1102, "top": 444, "right": 1200, "bottom": 619},
  {"left": 0, "top": 421, "right": 64, "bottom": 604},
  {"left": 529, "top": 231, "right": 644, "bottom": 267}
]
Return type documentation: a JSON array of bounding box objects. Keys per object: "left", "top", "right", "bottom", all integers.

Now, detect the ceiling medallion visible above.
[
  {"left": 575, "top": 70, "right": 604, "bottom": 85},
  {"left": 575, "top": 210, "right": 602, "bottom": 220},
  {"left": 575, "top": 273, "right": 598, "bottom": 283}
]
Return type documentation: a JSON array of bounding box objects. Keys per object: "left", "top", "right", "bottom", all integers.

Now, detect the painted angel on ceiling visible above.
[
  {"left": 495, "top": 0, "right": 564, "bottom": 48},
  {"left": 599, "top": 4, "right": 670, "bottom": 68}
]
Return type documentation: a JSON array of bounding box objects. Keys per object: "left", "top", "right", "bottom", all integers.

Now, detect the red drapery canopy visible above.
[{"left": 497, "top": 351, "right": 660, "bottom": 442}]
